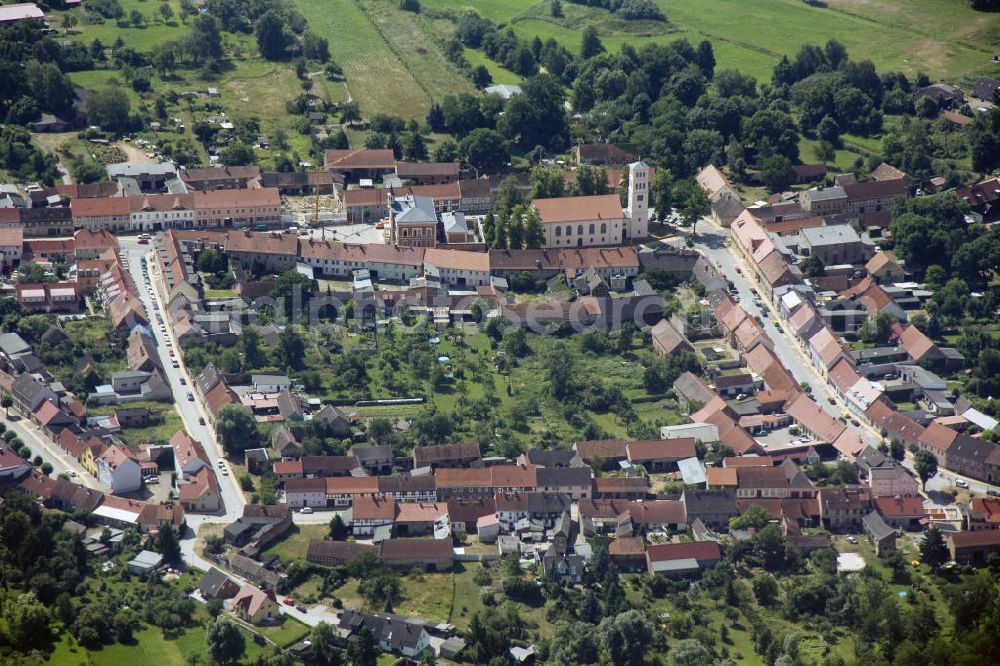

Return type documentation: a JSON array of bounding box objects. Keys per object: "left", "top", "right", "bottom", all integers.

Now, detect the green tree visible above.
[
  {"left": 159, "top": 3, "right": 174, "bottom": 23},
  {"left": 913, "top": 450, "right": 938, "bottom": 488},
  {"left": 523, "top": 207, "right": 545, "bottom": 249},
  {"left": 205, "top": 618, "right": 245, "bottom": 665},
  {"left": 752, "top": 573, "right": 779, "bottom": 606},
  {"left": 157, "top": 523, "right": 181, "bottom": 565},
  {"left": 730, "top": 503, "right": 771, "bottom": 530},
  {"left": 667, "top": 639, "right": 712, "bottom": 666},
  {"left": 919, "top": 526, "right": 949, "bottom": 568},
  {"left": 86, "top": 86, "right": 132, "bottom": 132},
  {"left": 215, "top": 404, "right": 260, "bottom": 453},
  {"left": 219, "top": 142, "right": 255, "bottom": 166},
  {"left": 347, "top": 626, "right": 378, "bottom": 666},
  {"left": 652, "top": 169, "right": 674, "bottom": 221},
  {"left": 551, "top": 0, "right": 564, "bottom": 17},
  {"left": 599, "top": 610, "right": 653, "bottom": 666},
  {"left": 460, "top": 128, "right": 509, "bottom": 172},
  {"left": 328, "top": 514, "right": 348, "bottom": 540},
  {"left": 280, "top": 326, "right": 306, "bottom": 370},
  {"left": 255, "top": 11, "right": 290, "bottom": 60},
  {"left": 307, "top": 621, "right": 342, "bottom": 666},
  {"left": 760, "top": 154, "right": 796, "bottom": 192},
  {"left": 580, "top": 26, "right": 604, "bottom": 59},
  {"left": 676, "top": 179, "right": 710, "bottom": 229}
]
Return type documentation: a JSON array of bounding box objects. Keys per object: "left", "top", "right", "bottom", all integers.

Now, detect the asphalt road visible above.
[
  {"left": 690, "top": 222, "right": 878, "bottom": 446},
  {"left": 119, "top": 238, "right": 246, "bottom": 521},
  {"left": 690, "top": 220, "right": 1000, "bottom": 495}
]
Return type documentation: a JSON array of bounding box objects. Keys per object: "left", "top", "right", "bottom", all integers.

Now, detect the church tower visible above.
[{"left": 626, "top": 160, "right": 649, "bottom": 241}]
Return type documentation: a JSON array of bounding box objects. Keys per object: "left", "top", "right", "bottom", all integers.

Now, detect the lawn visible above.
[
  {"left": 249, "top": 615, "right": 311, "bottom": 648},
  {"left": 88, "top": 400, "right": 184, "bottom": 445},
  {"left": 422, "top": 0, "right": 1000, "bottom": 84},
  {"left": 47, "top": 615, "right": 272, "bottom": 666},
  {"left": 291, "top": 0, "right": 433, "bottom": 119},
  {"left": 261, "top": 524, "right": 330, "bottom": 563}
]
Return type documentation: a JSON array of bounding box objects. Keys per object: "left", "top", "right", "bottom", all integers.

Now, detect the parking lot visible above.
[{"left": 753, "top": 425, "right": 818, "bottom": 452}]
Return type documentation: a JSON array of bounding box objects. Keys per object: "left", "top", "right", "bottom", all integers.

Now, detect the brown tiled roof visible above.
[
  {"left": 324, "top": 148, "right": 395, "bottom": 170},
  {"left": 413, "top": 442, "right": 480, "bottom": 468},
  {"left": 72, "top": 198, "right": 131, "bottom": 219},
  {"left": 626, "top": 438, "right": 696, "bottom": 463},
  {"left": 575, "top": 439, "right": 627, "bottom": 461},
  {"left": 424, "top": 248, "right": 490, "bottom": 272},
  {"left": 378, "top": 537, "right": 453, "bottom": 561},
  {"left": 446, "top": 498, "right": 496, "bottom": 523},
  {"left": 395, "top": 161, "right": 459, "bottom": 178},
  {"left": 898, "top": 324, "right": 937, "bottom": 361},
  {"left": 532, "top": 194, "right": 623, "bottom": 224},
  {"left": 629, "top": 499, "right": 685, "bottom": 524},
  {"left": 204, "top": 382, "right": 239, "bottom": 416},
  {"left": 765, "top": 216, "right": 824, "bottom": 236},
  {"left": 706, "top": 467, "right": 738, "bottom": 486},
  {"left": 558, "top": 246, "right": 639, "bottom": 271},
  {"left": 593, "top": 476, "right": 649, "bottom": 493},
  {"left": 608, "top": 536, "right": 646, "bottom": 556},
  {"left": 949, "top": 530, "right": 1000, "bottom": 548},
  {"left": 696, "top": 165, "right": 732, "bottom": 196},
  {"left": 873, "top": 495, "right": 924, "bottom": 517},
  {"left": 352, "top": 496, "right": 397, "bottom": 521},
  {"left": 396, "top": 501, "right": 448, "bottom": 523},
  {"left": 918, "top": 422, "right": 959, "bottom": 453},
  {"left": 223, "top": 230, "right": 298, "bottom": 256},
  {"left": 786, "top": 393, "right": 846, "bottom": 443},
  {"left": 325, "top": 477, "right": 379, "bottom": 494},
  {"left": 843, "top": 179, "right": 907, "bottom": 201},
  {"left": 646, "top": 540, "right": 721, "bottom": 563}
]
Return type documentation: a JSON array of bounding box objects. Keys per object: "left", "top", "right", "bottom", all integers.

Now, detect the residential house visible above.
[
  {"left": 650, "top": 319, "right": 693, "bottom": 356},
  {"left": 97, "top": 445, "right": 142, "bottom": 493},
  {"left": 785, "top": 393, "right": 846, "bottom": 444},
  {"left": 592, "top": 476, "right": 650, "bottom": 500},
  {"left": 819, "top": 486, "right": 872, "bottom": 530},
  {"left": 349, "top": 445, "right": 393, "bottom": 475},
  {"left": 735, "top": 459, "right": 816, "bottom": 499},
  {"left": 966, "top": 498, "right": 1000, "bottom": 531},
  {"left": 198, "top": 567, "right": 240, "bottom": 600},
  {"left": 866, "top": 252, "right": 905, "bottom": 283},
  {"left": 862, "top": 511, "right": 897, "bottom": 556},
  {"left": 338, "top": 610, "right": 431, "bottom": 659},
  {"left": 695, "top": 165, "right": 743, "bottom": 227},
  {"left": 608, "top": 536, "right": 647, "bottom": 571},
  {"left": 232, "top": 585, "right": 281, "bottom": 624},
  {"left": 352, "top": 496, "right": 398, "bottom": 537},
  {"left": 872, "top": 495, "right": 926, "bottom": 530},
  {"left": 178, "top": 466, "right": 221, "bottom": 513},
  {"left": 284, "top": 477, "right": 327, "bottom": 508},
  {"left": 576, "top": 143, "right": 636, "bottom": 165},
  {"left": 681, "top": 488, "right": 737, "bottom": 528}
]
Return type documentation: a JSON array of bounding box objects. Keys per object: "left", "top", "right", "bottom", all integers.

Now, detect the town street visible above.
[
  {"left": 689, "top": 221, "right": 879, "bottom": 446},
  {"left": 118, "top": 238, "right": 246, "bottom": 520}
]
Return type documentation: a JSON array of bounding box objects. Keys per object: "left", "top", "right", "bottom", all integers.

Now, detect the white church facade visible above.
[{"left": 531, "top": 161, "right": 651, "bottom": 249}]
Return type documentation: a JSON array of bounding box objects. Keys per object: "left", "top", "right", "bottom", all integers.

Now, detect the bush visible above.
[{"left": 614, "top": 0, "right": 666, "bottom": 21}]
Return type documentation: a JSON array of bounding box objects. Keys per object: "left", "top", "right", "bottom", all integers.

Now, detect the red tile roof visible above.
[
  {"left": 646, "top": 540, "right": 721, "bottom": 563},
  {"left": 532, "top": 194, "right": 623, "bottom": 224}
]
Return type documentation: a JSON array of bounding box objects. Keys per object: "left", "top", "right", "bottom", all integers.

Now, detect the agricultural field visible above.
[{"left": 420, "top": 0, "right": 1000, "bottom": 85}]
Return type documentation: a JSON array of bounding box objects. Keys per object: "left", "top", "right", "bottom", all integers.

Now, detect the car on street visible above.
[
  {"left": 955, "top": 479, "right": 969, "bottom": 489},
  {"left": 217, "top": 460, "right": 225, "bottom": 467},
  {"left": 186, "top": 392, "right": 194, "bottom": 401},
  {"left": 300, "top": 506, "right": 313, "bottom": 514},
  {"left": 221, "top": 468, "right": 229, "bottom": 476},
  {"left": 986, "top": 488, "right": 1000, "bottom": 497},
  {"left": 172, "top": 360, "right": 179, "bottom": 368},
  {"left": 296, "top": 605, "right": 307, "bottom": 613},
  {"left": 828, "top": 397, "right": 836, "bottom": 405},
  {"left": 283, "top": 598, "right": 295, "bottom": 606},
  {"left": 179, "top": 377, "right": 186, "bottom": 385},
  {"left": 198, "top": 416, "right": 205, "bottom": 425},
  {"left": 68, "top": 470, "right": 77, "bottom": 477}
]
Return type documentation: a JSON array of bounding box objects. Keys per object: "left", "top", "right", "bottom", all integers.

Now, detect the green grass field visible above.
[
  {"left": 421, "top": 0, "right": 1000, "bottom": 84},
  {"left": 291, "top": 0, "right": 435, "bottom": 119}
]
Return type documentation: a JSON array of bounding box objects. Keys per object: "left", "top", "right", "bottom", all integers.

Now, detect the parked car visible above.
[
  {"left": 186, "top": 392, "right": 194, "bottom": 401},
  {"left": 198, "top": 416, "right": 206, "bottom": 425},
  {"left": 986, "top": 488, "right": 1000, "bottom": 497},
  {"left": 955, "top": 479, "right": 969, "bottom": 489},
  {"left": 283, "top": 598, "right": 295, "bottom": 606},
  {"left": 300, "top": 506, "right": 313, "bottom": 514},
  {"left": 846, "top": 535, "right": 858, "bottom": 544},
  {"left": 296, "top": 605, "right": 307, "bottom": 613}
]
